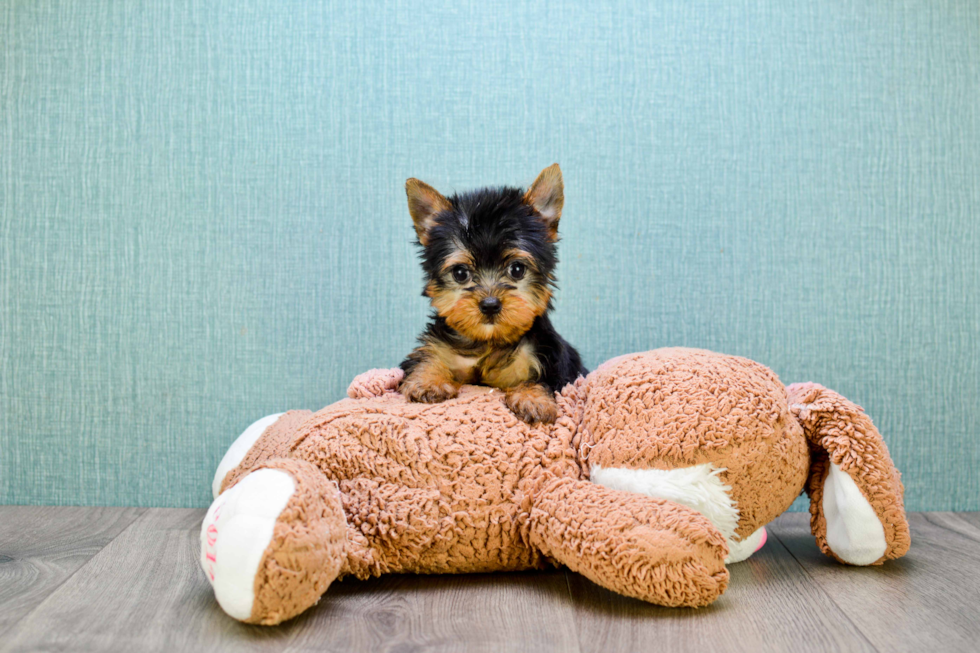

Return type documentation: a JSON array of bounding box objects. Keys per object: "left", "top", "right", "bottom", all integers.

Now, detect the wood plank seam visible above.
[
  {"left": 0, "top": 507, "right": 148, "bottom": 646},
  {"left": 768, "top": 527, "right": 882, "bottom": 653},
  {"left": 561, "top": 571, "right": 585, "bottom": 653}
]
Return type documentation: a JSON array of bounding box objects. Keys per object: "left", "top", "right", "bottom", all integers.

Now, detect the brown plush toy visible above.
[{"left": 200, "top": 348, "right": 910, "bottom": 625}]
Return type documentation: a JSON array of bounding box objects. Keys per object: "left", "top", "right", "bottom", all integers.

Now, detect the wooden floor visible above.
[{"left": 0, "top": 508, "right": 978, "bottom": 652}]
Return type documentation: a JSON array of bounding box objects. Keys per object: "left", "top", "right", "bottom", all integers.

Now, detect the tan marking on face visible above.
[
  {"left": 501, "top": 248, "right": 538, "bottom": 269},
  {"left": 436, "top": 285, "right": 551, "bottom": 345},
  {"left": 427, "top": 242, "right": 553, "bottom": 345},
  {"left": 427, "top": 280, "right": 462, "bottom": 311},
  {"left": 438, "top": 288, "right": 493, "bottom": 340},
  {"left": 440, "top": 250, "right": 475, "bottom": 274},
  {"left": 490, "top": 287, "right": 551, "bottom": 343}
]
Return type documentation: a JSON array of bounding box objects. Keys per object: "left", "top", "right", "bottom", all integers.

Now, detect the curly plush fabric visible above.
[
  {"left": 581, "top": 349, "right": 810, "bottom": 539},
  {"left": 346, "top": 368, "right": 405, "bottom": 399},
  {"left": 246, "top": 459, "right": 347, "bottom": 625},
  {"left": 529, "top": 477, "right": 730, "bottom": 607},
  {"left": 788, "top": 382, "right": 911, "bottom": 564},
  {"left": 206, "top": 347, "right": 910, "bottom": 625},
  {"left": 224, "top": 384, "right": 583, "bottom": 578}
]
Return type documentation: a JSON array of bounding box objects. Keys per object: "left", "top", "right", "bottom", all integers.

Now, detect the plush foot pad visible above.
[
  {"left": 726, "top": 526, "right": 767, "bottom": 564},
  {"left": 201, "top": 468, "right": 296, "bottom": 620},
  {"left": 201, "top": 459, "right": 348, "bottom": 625}
]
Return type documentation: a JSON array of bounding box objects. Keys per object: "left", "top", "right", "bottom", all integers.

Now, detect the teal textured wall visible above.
[{"left": 2, "top": 1, "right": 977, "bottom": 509}]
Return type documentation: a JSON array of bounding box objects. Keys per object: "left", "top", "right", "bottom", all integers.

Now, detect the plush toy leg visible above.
[
  {"left": 529, "top": 477, "right": 730, "bottom": 607},
  {"left": 788, "top": 382, "right": 911, "bottom": 566},
  {"left": 201, "top": 458, "right": 347, "bottom": 625},
  {"left": 212, "top": 410, "right": 315, "bottom": 498},
  {"left": 211, "top": 413, "right": 283, "bottom": 499},
  {"left": 589, "top": 463, "right": 768, "bottom": 564}
]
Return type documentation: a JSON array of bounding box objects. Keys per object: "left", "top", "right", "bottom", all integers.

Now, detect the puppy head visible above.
[{"left": 405, "top": 164, "right": 565, "bottom": 344}]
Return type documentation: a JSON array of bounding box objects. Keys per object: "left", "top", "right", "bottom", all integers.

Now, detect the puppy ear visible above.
[
  {"left": 524, "top": 164, "right": 564, "bottom": 240},
  {"left": 405, "top": 178, "right": 451, "bottom": 246}
]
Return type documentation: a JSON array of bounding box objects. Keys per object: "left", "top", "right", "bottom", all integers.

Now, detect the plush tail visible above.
[{"left": 787, "top": 382, "right": 911, "bottom": 565}]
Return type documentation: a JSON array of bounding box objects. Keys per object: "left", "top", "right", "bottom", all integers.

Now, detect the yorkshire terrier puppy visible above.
[{"left": 399, "top": 164, "right": 587, "bottom": 424}]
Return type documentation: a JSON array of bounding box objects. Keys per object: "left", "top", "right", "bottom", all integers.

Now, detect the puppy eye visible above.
[
  {"left": 451, "top": 265, "right": 470, "bottom": 283},
  {"left": 508, "top": 262, "right": 527, "bottom": 280}
]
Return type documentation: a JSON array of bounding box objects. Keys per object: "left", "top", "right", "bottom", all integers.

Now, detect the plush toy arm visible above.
[
  {"left": 347, "top": 368, "right": 405, "bottom": 399},
  {"left": 528, "top": 476, "right": 729, "bottom": 607},
  {"left": 788, "top": 382, "right": 911, "bottom": 566}
]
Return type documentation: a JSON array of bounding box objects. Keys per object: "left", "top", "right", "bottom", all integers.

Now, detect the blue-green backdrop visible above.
[{"left": 2, "top": 1, "right": 977, "bottom": 510}]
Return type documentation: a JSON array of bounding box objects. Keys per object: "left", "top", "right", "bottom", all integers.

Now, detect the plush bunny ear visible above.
[{"left": 788, "top": 383, "right": 911, "bottom": 565}]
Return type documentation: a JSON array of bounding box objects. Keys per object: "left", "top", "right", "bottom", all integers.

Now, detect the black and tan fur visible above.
[{"left": 399, "top": 164, "right": 587, "bottom": 423}]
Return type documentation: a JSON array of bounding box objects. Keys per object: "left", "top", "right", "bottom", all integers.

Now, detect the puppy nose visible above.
[{"left": 478, "top": 297, "right": 502, "bottom": 316}]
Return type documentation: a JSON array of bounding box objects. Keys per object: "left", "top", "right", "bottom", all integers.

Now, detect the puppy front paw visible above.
[
  {"left": 400, "top": 374, "right": 459, "bottom": 404},
  {"left": 505, "top": 384, "right": 558, "bottom": 424}
]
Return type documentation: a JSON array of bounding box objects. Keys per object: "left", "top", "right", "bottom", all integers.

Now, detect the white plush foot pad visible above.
[
  {"left": 200, "top": 469, "right": 295, "bottom": 621},
  {"left": 823, "top": 462, "right": 887, "bottom": 565},
  {"left": 212, "top": 413, "right": 283, "bottom": 499},
  {"left": 725, "top": 526, "right": 767, "bottom": 564}
]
